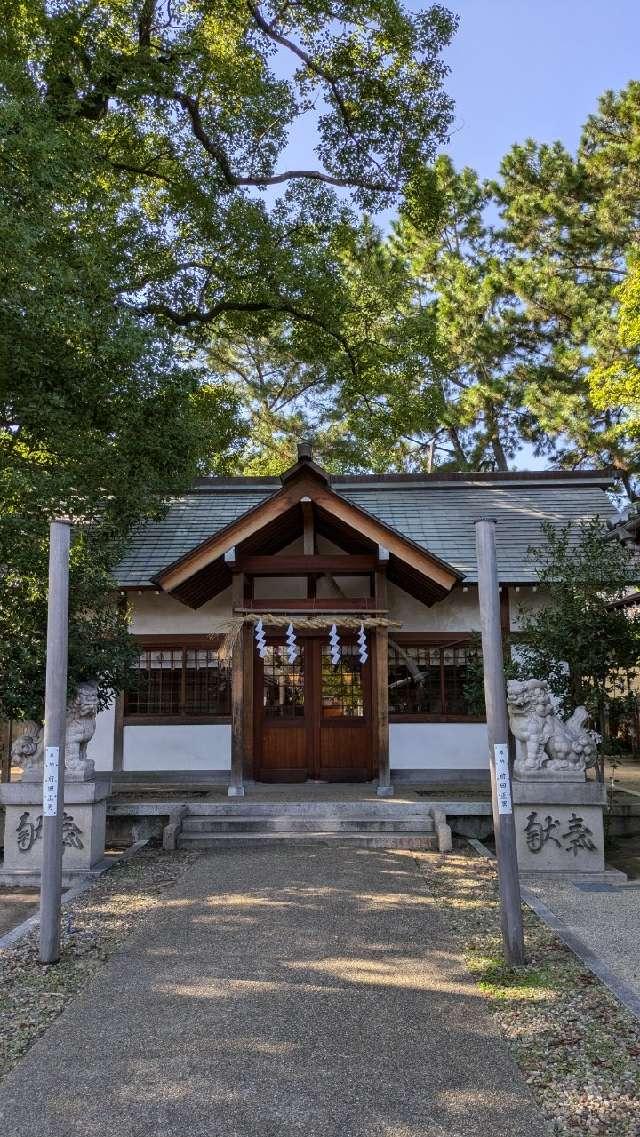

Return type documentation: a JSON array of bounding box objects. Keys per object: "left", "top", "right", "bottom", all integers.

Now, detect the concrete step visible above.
[
  {"left": 180, "top": 816, "right": 435, "bottom": 835},
  {"left": 177, "top": 831, "right": 438, "bottom": 850}
]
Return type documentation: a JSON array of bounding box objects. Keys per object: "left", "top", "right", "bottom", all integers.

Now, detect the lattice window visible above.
[
  {"left": 125, "top": 646, "right": 231, "bottom": 717},
  {"left": 263, "top": 645, "right": 305, "bottom": 718},
  {"left": 388, "top": 641, "right": 481, "bottom": 718},
  {"left": 321, "top": 643, "right": 364, "bottom": 718}
]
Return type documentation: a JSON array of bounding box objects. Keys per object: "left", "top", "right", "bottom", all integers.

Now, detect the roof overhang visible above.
[{"left": 153, "top": 461, "right": 461, "bottom": 608}]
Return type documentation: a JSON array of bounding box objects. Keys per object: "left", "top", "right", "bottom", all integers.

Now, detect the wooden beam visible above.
[
  {"left": 237, "top": 555, "right": 377, "bottom": 574},
  {"left": 239, "top": 599, "right": 384, "bottom": 613},
  {"left": 301, "top": 498, "right": 315, "bottom": 555},
  {"left": 373, "top": 569, "right": 392, "bottom": 796},
  {"left": 229, "top": 571, "right": 246, "bottom": 796}
]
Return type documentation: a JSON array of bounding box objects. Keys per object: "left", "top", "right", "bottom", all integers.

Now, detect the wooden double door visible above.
[{"left": 254, "top": 634, "right": 374, "bottom": 782}]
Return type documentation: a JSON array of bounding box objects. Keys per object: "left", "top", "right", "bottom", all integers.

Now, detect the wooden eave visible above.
[{"left": 153, "top": 466, "right": 461, "bottom": 609}]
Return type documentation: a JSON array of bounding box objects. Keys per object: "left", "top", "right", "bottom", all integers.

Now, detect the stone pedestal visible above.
[
  {"left": 512, "top": 779, "right": 607, "bottom": 875},
  {"left": 0, "top": 775, "right": 111, "bottom": 885}
]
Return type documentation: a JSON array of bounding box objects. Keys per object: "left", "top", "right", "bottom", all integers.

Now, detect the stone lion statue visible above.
[
  {"left": 11, "top": 680, "right": 98, "bottom": 780},
  {"left": 10, "top": 722, "right": 44, "bottom": 778},
  {"left": 64, "top": 680, "right": 98, "bottom": 776},
  {"left": 507, "top": 678, "right": 597, "bottom": 778}
]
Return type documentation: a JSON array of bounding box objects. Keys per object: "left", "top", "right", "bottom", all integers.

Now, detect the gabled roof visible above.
[
  {"left": 152, "top": 459, "right": 461, "bottom": 607},
  {"left": 115, "top": 466, "right": 615, "bottom": 594}
]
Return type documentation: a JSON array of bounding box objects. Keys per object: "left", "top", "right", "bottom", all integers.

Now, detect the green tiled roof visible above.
[{"left": 114, "top": 473, "right": 615, "bottom": 587}]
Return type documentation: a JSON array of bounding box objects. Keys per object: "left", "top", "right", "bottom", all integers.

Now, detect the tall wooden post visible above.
[
  {"left": 229, "top": 570, "right": 246, "bottom": 797},
  {"left": 475, "top": 519, "right": 525, "bottom": 966},
  {"left": 374, "top": 564, "right": 392, "bottom": 797},
  {"left": 39, "top": 519, "right": 72, "bottom": 964}
]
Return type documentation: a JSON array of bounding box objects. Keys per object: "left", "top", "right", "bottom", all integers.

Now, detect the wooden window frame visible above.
[
  {"left": 388, "top": 633, "right": 485, "bottom": 724},
  {"left": 123, "top": 636, "right": 231, "bottom": 725}
]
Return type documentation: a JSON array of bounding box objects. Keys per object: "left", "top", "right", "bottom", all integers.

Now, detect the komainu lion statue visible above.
[
  {"left": 507, "top": 678, "right": 597, "bottom": 778},
  {"left": 11, "top": 681, "right": 98, "bottom": 779},
  {"left": 64, "top": 680, "right": 98, "bottom": 776},
  {"left": 10, "top": 722, "right": 44, "bottom": 778}
]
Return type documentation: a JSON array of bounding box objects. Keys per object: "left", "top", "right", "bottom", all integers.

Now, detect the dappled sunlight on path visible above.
[{"left": 0, "top": 846, "right": 543, "bottom": 1137}]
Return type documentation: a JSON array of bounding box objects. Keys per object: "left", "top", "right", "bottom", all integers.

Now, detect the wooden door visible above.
[
  {"left": 254, "top": 636, "right": 374, "bottom": 782},
  {"left": 254, "top": 641, "right": 308, "bottom": 781},
  {"left": 317, "top": 641, "right": 373, "bottom": 781}
]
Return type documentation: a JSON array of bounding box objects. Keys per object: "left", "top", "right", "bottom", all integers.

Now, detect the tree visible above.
[
  {"left": 1, "top": 2, "right": 459, "bottom": 716},
  {"left": 224, "top": 80, "right": 640, "bottom": 481},
  {"left": 511, "top": 519, "right": 640, "bottom": 769},
  {"left": 494, "top": 82, "right": 640, "bottom": 493}
]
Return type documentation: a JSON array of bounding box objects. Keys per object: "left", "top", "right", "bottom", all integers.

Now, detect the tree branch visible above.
[
  {"left": 246, "top": 2, "right": 354, "bottom": 134},
  {"left": 133, "top": 296, "right": 359, "bottom": 373},
  {"left": 172, "top": 91, "right": 390, "bottom": 191}
]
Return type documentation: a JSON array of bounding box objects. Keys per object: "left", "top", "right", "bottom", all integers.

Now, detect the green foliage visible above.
[
  {"left": 511, "top": 520, "right": 640, "bottom": 736},
  {"left": 1, "top": 2, "right": 458, "bottom": 715},
  {"left": 229, "top": 79, "right": 640, "bottom": 481}
]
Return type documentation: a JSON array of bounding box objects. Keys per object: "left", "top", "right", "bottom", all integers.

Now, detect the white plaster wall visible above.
[
  {"left": 388, "top": 582, "right": 552, "bottom": 633},
  {"left": 123, "top": 724, "right": 231, "bottom": 771},
  {"left": 390, "top": 723, "right": 488, "bottom": 769},
  {"left": 86, "top": 701, "right": 116, "bottom": 771},
  {"left": 129, "top": 587, "right": 232, "bottom": 634},
  {"left": 388, "top": 582, "right": 482, "bottom": 631}
]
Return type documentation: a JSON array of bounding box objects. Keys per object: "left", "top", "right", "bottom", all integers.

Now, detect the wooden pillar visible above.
[
  {"left": 1, "top": 719, "right": 11, "bottom": 783},
  {"left": 112, "top": 692, "right": 124, "bottom": 773},
  {"left": 301, "top": 498, "right": 315, "bottom": 554},
  {"left": 242, "top": 621, "right": 254, "bottom": 781},
  {"left": 229, "top": 571, "right": 246, "bottom": 797},
  {"left": 374, "top": 565, "right": 392, "bottom": 797},
  {"left": 475, "top": 519, "right": 525, "bottom": 965}
]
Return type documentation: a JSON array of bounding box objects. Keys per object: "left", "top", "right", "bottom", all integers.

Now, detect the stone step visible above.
[
  {"left": 180, "top": 816, "right": 435, "bottom": 835},
  {"left": 184, "top": 801, "right": 433, "bottom": 818},
  {"left": 177, "top": 831, "right": 439, "bottom": 850}
]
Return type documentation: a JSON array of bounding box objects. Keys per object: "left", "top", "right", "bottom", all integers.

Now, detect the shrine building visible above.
[{"left": 87, "top": 446, "right": 613, "bottom": 794}]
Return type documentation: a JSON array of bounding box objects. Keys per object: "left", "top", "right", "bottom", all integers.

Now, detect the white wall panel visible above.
[
  {"left": 87, "top": 701, "right": 116, "bottom": 771},
  {"left": 390, "top": 722, "right": 488, "bottom": 769},
  {"left": 123, "top": 724, "right": 231, "bottom": 771}
]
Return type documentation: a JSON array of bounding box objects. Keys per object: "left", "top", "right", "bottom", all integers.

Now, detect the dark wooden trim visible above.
[
  {"left": 123, "top": 714, "right": 232, "bottom": 726},
  {"left": 113, "top": 693, "right": 125, "bottom": 771},
  {"left": 132, "top": 633, "right": 225, "bottom": 647},
  {"left": 389, "top": 713, "right": 486, "bottom": 724},
  {"left": 238, "top": 554, "right": 377, "bottom": 574},
  {"left": 392, "top": 631, "right": 476, "bottom": 644},
  {"left": 500, "top": 585, "right": 511, "bottom": 637},
  {"left": 240, "top": 599, "right": 382, "bottom": 612}
]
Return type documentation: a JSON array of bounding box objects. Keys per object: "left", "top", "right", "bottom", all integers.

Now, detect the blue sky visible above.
[{"left": 439, "top": 0, "right": 638, "bottom": 178}]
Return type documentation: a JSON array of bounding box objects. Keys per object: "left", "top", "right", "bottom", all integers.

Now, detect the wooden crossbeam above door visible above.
[{"left": 236, "top": 555, "right": 377, "bottom": 574}]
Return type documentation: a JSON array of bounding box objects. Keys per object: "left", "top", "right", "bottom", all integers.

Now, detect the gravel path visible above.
[
  {"left": 419, "top": 853, "right": 640, "bottom": 1136},
  {"left": 0, "top": 846, "right": 542, "bottom": 1137},
  {"left": 524, "top": 877, "right": 640, "bottom": 996}
]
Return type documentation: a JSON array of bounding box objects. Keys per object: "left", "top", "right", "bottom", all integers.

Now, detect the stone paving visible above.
[
  {"left": 0, "top": 846, "right": 543, "bottom": 1137},
  {"left": 525, "top": 874, "right": 640, "bottom": 1000}
]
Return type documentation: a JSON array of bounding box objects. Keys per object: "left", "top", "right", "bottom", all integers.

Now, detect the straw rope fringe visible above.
[{"left": 212, "top": 614, "right": 401, "bottom": 659}]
